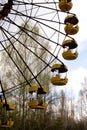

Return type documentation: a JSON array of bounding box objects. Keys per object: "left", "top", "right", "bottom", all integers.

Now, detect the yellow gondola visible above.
[
  {"left": 58, "top": 0, "right": 73, "bottom": 12},
  {"left": 28, "top": 86, "right": 47, "bottom": 109},
  {"left": 64, "top": 15, "right": 79, "bottom": 25},
  {"left": 0, "top": 102, "right": 15, "bottom": 128},
  {"left": 3, "top": 102, "right": 15, "bottom": 110},
  {"left": 28, "top": 101, "right": 47, "bottom": 109},
  {"left": 0, "top": 102, "right": 3, "bottom": 108},
  {"left": 62, "top": 39, "right": 78, "bottom": 60},
  {"left": 51, "top": 64, "right": 68, "bottom": 73},
  {"left": 64, "top": 24, "right": 79, "bottom": 35},
  {"left": 0, "top": 120, "right": 14, "bottom": 128},
  {"left": 29, "top": 86, "right": 47, "bottom": 94},
  {"left": 62, "top": 39, "right": 78, "bottom": 48},
  {"left": 51, "top": 75, "right": 68, "bottom": 86},
  {"left": 62, "top": 50, "right": 78, "bottom": 60},
  {"left": 0, "top": 102, "right": 15, "bottom": 110},
  {"left": 51, "top": 64, "right": 68, "bottom": 86}
]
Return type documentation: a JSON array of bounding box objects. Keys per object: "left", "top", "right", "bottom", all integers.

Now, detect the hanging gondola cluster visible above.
[
  {"left": 28, "top": 0, "right": 79, "bottom": 110},
  {"left": 51, "top": 0, "right": 79, "bottom": 86}
]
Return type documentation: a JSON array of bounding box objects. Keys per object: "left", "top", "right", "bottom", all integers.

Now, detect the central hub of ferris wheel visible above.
[{"left": 0, "top": 0, "right": 13, "bottom": 20}]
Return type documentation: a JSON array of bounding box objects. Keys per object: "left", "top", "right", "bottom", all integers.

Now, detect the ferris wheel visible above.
[{"left": 0, "top": 0, "right": 79, "bottom": 127}]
